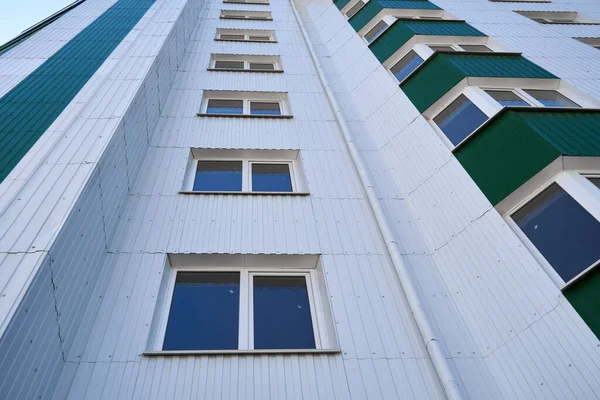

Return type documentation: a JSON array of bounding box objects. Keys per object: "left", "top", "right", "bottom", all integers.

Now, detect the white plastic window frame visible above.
[
  {"left": 212, "top": 59, "right": 279, "bottom": 71},
  {"left": 216, "top": 32, "right": 275, "bottom": 42},
  {"left": 190, "top": 158, "right": 298, "bottom": 193},
  {"left": 504, "top": 170, "right": 600, "bottom": 290},
  {"left": 154, "top": 267, "right": 329, "bottom": 351},
  {"left": 429, "top": 86, "right": 582, "bottom": 149},
  {"left": 204, "top": 98, "right": 285, "bottom": 116}
]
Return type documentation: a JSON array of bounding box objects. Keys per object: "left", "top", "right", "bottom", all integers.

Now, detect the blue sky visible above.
[{"left": 0, "top": 1, "right": 74, "bottom": 46}]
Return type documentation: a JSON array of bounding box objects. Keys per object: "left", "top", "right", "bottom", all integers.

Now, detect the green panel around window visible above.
[
  {"left": 370, "top": 20, "right": 486, "bottom": 63},
  {"left": 454, "top": 109, "right": 600, "bottom": 206},
  {"left": 400, "top": 53, "right": 557, "bottom": 113},
  {"left": 564, "top": 267, "right": 600, "bottom": 340},
  {"left": 349, "top": 0, "right": 440, "bottom": 32},
  {"left": 0, "top": 0, "right": 156, "bottom": 183}
]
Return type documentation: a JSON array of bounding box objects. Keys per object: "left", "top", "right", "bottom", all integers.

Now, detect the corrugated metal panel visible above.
[
  {"left": 349, "top": 0, "right": 440, "bottom": 32},
  {"left": 301, "top": 0, "right": 600, "bottom": 399},
  {"left": 401, "top": 53, "right": 557, "bottom": 112},
  {"left": 0, "top": 0, "right": 157, "bottom": 183},
  {"left": 454, "top": 109, "right": 600, "bottom": 205},
  {"left": 370, "top": 20, "right": 485, "bottom": 63}
]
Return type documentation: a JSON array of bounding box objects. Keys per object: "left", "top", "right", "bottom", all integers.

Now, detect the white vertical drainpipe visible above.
[{"left": 288, "top": 1, "right": 465, "bottom": 399}]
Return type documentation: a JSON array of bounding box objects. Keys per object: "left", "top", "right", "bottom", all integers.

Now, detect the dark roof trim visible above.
[{"left": 0, "top": 0, "right": 87, "bottom": 55}]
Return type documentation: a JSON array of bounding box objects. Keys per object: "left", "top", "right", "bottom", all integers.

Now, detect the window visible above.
[
  {"left": 485, "top": 90, "right": 531, "bottom": 107},
  {"left": 390, "top": 50, "right": 424, "bottom": 82},
  {"left": 184, "top": 149, "right": 307, "bottom": 194},
  {"left": 216, "top": 29, "right": 276, "bottom": 42},
  {"left": 163, "top": 272, "right": 240, "bottom": 350},
  {"left": 365, "top": 21, "right": 389, "bottom": 44},
  {"left": 575, "top": 37, "right": 600, "bottom": 50},
  {"left": 433, "top": 94, "right": 488, "bottom": 146},
  {"left": 428, "top": 44, "right": 492, "bottom": 53},
  {"left": 206, "top": 99, "right": 243, "bottom": 115},
  {"left": 148, "top": 255, "right": 336, "bottom": 352},
  {"left": 250, "top": 101, "right": 281, "bottom": 115},
  {"left": 220, "top": 10, "right": 272, "bottom": 20},
  {"left": 252, "top": 163, "right": 292, "bottom": 192},
  {"left": 345, "top": 1, "right": 365, "bottom": 18},
  {"left": 200, "top": 91, "right": 290, "bottom": 118},
  {"left": 516, "top": 11, "right": 597, "bottom": 24},
  {"left": 193, "top": 161, "right": 243, "bottom": 191},
  {"left": 214, "top": 60, "right": 245, "bottom": 70},
  {"left": 210, "top": 54, "right": 281, "bottom": 72},
  {"left": 524, "top": 89, "right": 580, "bottom": 108},
  {"left": 511, "top": 183, "right": 600, "bottom": 284}
]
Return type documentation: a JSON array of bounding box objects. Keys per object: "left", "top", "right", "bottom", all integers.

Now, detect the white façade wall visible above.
[
  {"left": 298, "top": 0, "right": 600, "bottom": 398},
  {"left": 0, "top": 0, "right": 201, "bottom": 398},
  {"left": 48, "top": 0, "right": 457, "bottom": 398}
]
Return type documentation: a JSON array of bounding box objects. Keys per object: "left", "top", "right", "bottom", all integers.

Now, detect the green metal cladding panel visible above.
[
  {"left": 564, "top": 268, "right": 600, "bottom": 340},
  {"left": 454, "top": 110, "right": 600, "bottom": 205},
  {"left": 349, "top": 0, "right": 440, "bottom": 32},
  {"left": 0, "top": 0, "right": 156, "bottom": 183},
  {"left": 400, "top": 53, "right": 557, "bottom": 113},
  {"left": 370, "top": 20, "right": 486, "bottom": 63}
]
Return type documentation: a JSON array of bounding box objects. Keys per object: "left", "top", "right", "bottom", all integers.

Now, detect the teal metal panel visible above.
[
  {"left": 401, "top": 53, "right": 557, "bottom": 112},
  {"left": 349, "top": 0, "right": 439, "bottom": 32},
  {"left": 370, "top": 20, "right": 486, "bottom": 63},
  {"left": 335, "top": 0, "right": 351, "bottom": 10},
  {"left": 447, "top": 54, "right": 557, "bottom": 79},
  {"left": 0, "top": 0, "right": 157, "bottom": 183}
]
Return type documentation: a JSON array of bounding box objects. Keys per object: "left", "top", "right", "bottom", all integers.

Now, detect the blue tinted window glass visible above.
[
  {"left": 207, "top": 99, "right": 243, "bottom": 114},
  {"left": 250, "top": 102, "right": 281, "bottom": 115},
  {"left": 434, "top": 95, "right": 488, "bottom": 146},
  {"left": 163, "top": 272, "right": 240, "bottom": 350},
  {"left": 485, "top": 90, "right": 531, "bottom": 107},
  {"left": 253, "top": 276, "right": 316, "bottom": 349},
  {"left": 252, "top": 163, "right": 292, "bottom": 192},
  {"left": 513, "top": 184, "right": 600, "bottom": 282},
  {"left": 365, "top": 21, "right": 388, "bottom": 43},
  {"left": 390, "top": 51, "right": 423, "bottom": 82},
  {"left": 524, "top": 90, "right": 580, "bottom": 108},
  {"left": 193, "top": 161, "right": 242, "bottom": 191}
]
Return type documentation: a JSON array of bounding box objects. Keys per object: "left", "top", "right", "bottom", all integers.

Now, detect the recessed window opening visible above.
[
  {"left": 148, "top": 254, "right": 336, "bottom": 352},
  {"left": 250, "top": 62, "right": 275, "bottom": 70},
  {"left": 214, "top": 60, "right": 245, "bottom": 70},
  {"left": 574, "top": 37, "right": 600, "bottom": 50},
  {"left": 216, "top": 30, "right": 275, "bottom": 42},
  {"left": 433, "top": 94, "right": 488, "bottom": 146},
  {"left": 511, "top": 182, "right": 600, "bottom": 284},
  {"left": 428, "top": 44, "right": 492, "bottom": 52},
  {"left": 390, "top": 50, "right": 424, "bottom": 82},
  {"left": 210, "top": 55, "right": 280, "bottom": 72},
  {"left": 345, "top": 1, "right": 365, "bottom": 18},
  {"left": 516, "top": 11, "right": 596, "bottom": 24},
  {"left": 365, "top": 20, "right": 389, "bottom": 43}
]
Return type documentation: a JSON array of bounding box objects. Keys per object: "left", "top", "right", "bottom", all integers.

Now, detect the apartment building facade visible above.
[{"left": 0, "top": 0, "right": 599, "bottom": 398}]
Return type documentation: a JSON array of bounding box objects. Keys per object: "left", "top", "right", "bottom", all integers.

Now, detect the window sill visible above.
[
  {"left": 144, "top": 349, "right": 341, "bottom": 356},
  {"left": 179, "top": 191, "right": 310, "bottom": 195},
  {"left": 207, "top": 68, "right": 284, "bottom": 73},
  {"left": 214, "top": 38, "right": 277, "bottom": 43},
  {"left": 197, "top": 113, "right": 294, "bottom": 119}
]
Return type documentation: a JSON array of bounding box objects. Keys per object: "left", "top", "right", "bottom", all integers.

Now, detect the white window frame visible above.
[
  {"left": 149, "top": 256, "right": 336, "bottom": 352},
  {"left": 182, "top": 149, "right": 307, "bottom": 194},
  {"left": 210, "top": 55, "right": 281, "bottom": 72},
  {"left": 215, "top": 29, "right": 276, "bottom": 42},
  {"left": 501, "top": 167, "right": 600, "bottom": 290},
  {"left": 220, "top": 10, "right": 273, "bottom": 20},
  {"left": 203, "top": 98, "right": 284, "bottom": 116},
  {"left": 426, "top": 83, "right": 590, "bottom": 150}
]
